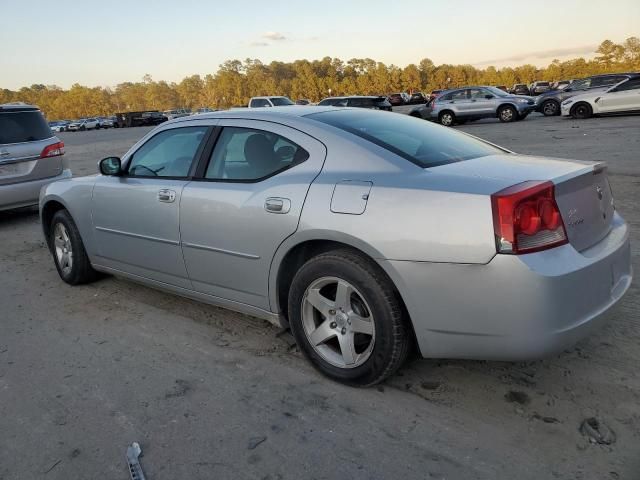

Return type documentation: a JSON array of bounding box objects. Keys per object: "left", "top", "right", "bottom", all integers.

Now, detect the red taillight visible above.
[
  {"left": 491, "top": 180, "right": 568, "bottom": 254},
  {"left": 40, "top": 141, "right": 65, "bottom": 158}
]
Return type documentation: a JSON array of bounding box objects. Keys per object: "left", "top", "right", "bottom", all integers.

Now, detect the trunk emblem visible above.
[
  {"left": 596, "top": 186, "right": 603, "bottom": 200},
  {"left": 596, "top": 186, "right": 607, "bottom": 219},
  {"left": 567, "top": 208, "right": 584, "bottom": 227}
]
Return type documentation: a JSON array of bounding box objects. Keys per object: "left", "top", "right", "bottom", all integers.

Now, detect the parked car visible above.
[
  {"left": 535, "top": 73, "right": 636, "bottom": 116},
  {"left": 1, "top": 103, "right": 70, "bottom": 211},
  {"left": 39, "top": 107, "right": 631, "bottom": 386},
  {"left": 295, "top": 99, "right": 312, "bottom": 105},
  {"left": 528, "top": 81, "right": 551, "bottom": 96},
  {"left": 387, "top": 93, "right": 406, "bottom": 106},
  {"left": 97, "top": 117, "right": 114, "bottom": 128},
  {"left": 67, "top": 118, "right": 99, "bottom": 131},
  {"left": 406, "top": 92, "right": 428, "bottom": 104},
  {"left": 317, "top": 96, "right": 392, "bottom": 111},
  {"left": 48, "top": 121, "right": 68, "bottom": 132},
  {"left": 248, "top": 96, "right": 295, "bottom": 108},
  {"left": 561, "top": 74, "right": 640, "bottom": 119},
  {"left": 140, "top": 111, "right": 169, "bottom": 126},
  {"left": 195, "top": 107, "right": 216, "bottom": 114},
  {"left": 510, "top": 84, "right": 530, "bottom": 95},
  {"left": 427, "top": 86, "right": 535, "bottom": 125},
  {"left": 163, "top": 109, "right": 191, "bottom": 120}
]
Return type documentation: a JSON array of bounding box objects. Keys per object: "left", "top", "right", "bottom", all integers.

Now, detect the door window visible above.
[
  {"left": 450, "top": 90, "right": 469, "bottom": 100},
  {"left": 250, "top": 98, "right": 270, "bottom": 108},
  {"left": 127, "top": 127, "right": 207, "bottom": 178},
  {"left": 204, "top": 127, "right": 309, "bottom": 181},
  {"left": 469, "top": 88, "right": 488, "bottom": 99},
  {"left": 612, "top": 78, "right": 640, "bottom": 91}
]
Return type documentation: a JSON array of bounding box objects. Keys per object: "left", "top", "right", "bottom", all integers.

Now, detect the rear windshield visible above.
[
  {"left": 0, "top": 110, "right": 53, "bottom": 144},
  {"left": 309, "top": 110, "right": 504, "bottom": 168}
]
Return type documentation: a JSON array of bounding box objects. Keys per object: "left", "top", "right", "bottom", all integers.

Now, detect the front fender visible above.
[{"left": 40, "top": 176, "right": 98, "bottom": 259}]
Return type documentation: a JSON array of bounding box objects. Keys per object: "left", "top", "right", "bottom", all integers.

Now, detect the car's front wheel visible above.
[
  {"left": 498, "top": 105, "right": 517, "bottom": 122},
  {"left": 50, "top": 210, "right": 98, "bottom": 285},
  {"left": 571, "top": 102, "right": 593, "bottom": 119},
  {"left": 288, "top": 249, "right": 410, "bottom": 386}
]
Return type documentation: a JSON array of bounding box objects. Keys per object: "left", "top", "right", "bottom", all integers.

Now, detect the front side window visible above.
[
  {"left": 310, "top": 109, "right": 504, "bottom": 168},
  {"left": 613, "top": 78, "right": 640, "bottom": 92},
  {"left": 127, "top": 127, "right": 207, "bottom": 178},
  {"left": 250, "top": 99, "right": 270, "bottom": 108},
  {"left": 205, "top": 127, "right": 309, "bottom": 181}
]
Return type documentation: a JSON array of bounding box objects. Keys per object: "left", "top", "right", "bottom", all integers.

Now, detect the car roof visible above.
[
  {"left": 0, "top": 102, "right": 40, "bottom": 112},
  {"left": 169, "top": 105, "right": 342, "bottom": 124}
]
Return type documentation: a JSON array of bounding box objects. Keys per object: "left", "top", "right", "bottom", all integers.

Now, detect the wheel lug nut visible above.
[
  {"left": 329, "top": 309, "right": 336, "bottom": 315},
  {"left": 341, "top": 327, "right": 346, "bottom": 335},
  {"left": 330, "top": 322, "right": 337, "bottom": 329}
]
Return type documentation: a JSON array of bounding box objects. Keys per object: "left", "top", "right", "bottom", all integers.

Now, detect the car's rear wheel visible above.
[
  {"left": 571, "top": 102, "right": 593, "bottom": 119},
  {"left": 498, "top": 105, "right": 517, "bottom": 122},
  {"left": 542, "top": 99, "right": 560, "bottom": 116},
  {"left": 438, "top": 111, "right": 455, "bottom": 126},
  {"left": 288, "top": 249, "right": 410, "bottom": 386},
  {"left": 50, "top": 210, "right": 98, "bottom": 285}
]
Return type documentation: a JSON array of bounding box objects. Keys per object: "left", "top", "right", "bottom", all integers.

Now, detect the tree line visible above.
[{"left": 1, "top": 37, "right": 638, "bottom": 120}]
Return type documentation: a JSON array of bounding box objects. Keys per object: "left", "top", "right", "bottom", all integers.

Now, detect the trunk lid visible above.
[{"left": 432, "top": 153, "right": 614, "bottom": 252}]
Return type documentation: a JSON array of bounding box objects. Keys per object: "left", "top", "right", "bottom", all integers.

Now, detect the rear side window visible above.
[
  {"left": 614, "top": 78, "right": 640, "bottom": 91},
  {"left": 0, "top": 111, "right": 53, "bottom": 144},
  {"left": 310, "top": 109, "right": 504, "bottom": 168},
  {"left": 270, "top": 97, "right": 294, "bottom": 106},
  {"left": 205, "top": 127, "right": 309, "bottom": 181}
]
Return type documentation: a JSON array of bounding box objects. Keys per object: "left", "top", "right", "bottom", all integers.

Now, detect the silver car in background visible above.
[
  {"left": 424, "top": 86, "right": 536, "bottom": 125},
  {"left": 40, "top": 107, "right": 632, "bottom": 386},
  {"left": 1, "top": 103, "right": 70, "bottom": 211}
]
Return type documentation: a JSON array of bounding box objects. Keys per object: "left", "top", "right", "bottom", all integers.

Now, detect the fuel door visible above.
[{"left": 331, "top": 180, "right": 373, "bottom": 215}]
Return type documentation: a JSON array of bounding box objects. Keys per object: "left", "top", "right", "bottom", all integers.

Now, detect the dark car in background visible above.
[
  {"left": 510, "top": 84, "right": 530, "bottom": 95},
  {"left": 387, "top": 93, "right": 407, "bottom": 106},
  {"left": 406, "top": 92, "right": 428, "bottom": 104},
  {"left": 535, "top": 73, "right": 636, "bottom": 116},
  {"left": 529, "top": 81, "right": 551, "bottom": 95},
  {"left": 317, "top": 96, "right": 392, "bottom": 111}
]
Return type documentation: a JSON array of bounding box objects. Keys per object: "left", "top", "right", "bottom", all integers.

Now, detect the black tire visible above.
[
  {"left": 288, "top": 249, "right": 410, "bottom": 386},
  {"left": 438, "top": 110, "right": 455, "bottom": 126},
  {"left": 541, "top": 99, "right": 560, "bottom": 116},
  {"left": 498, "top": 105, "right": 517, "bottom": 123},
  {"left": 49, "top": 210, "right": 98, "bottom": 285},
  {"left": 80, "top": 125, "right": 86, "bottom": 131},
  {"left": 571, "top": 102, "right": 593, "bottom": 119}
]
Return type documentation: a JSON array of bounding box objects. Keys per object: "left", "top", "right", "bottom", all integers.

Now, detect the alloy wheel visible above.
[
  {"left": 301, "top": 276, "right": 375, "bottom": 369},
  {"left": 53, "top": 222, "right": 73, "bottom": 276}
]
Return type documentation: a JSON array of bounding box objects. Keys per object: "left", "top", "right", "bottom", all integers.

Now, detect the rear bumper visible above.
[
  {"left": 0, "top": 169, "right": 72, "bottom": 211},
  {"left": 382, "top": 212, "right": 632, "bottom": 360}
]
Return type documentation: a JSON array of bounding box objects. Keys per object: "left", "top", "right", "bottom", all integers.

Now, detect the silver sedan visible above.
[{"left": 39, "top": 107, "right": 632, "bottom": 386}]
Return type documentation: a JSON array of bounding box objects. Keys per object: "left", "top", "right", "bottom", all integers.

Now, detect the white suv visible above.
[{"left": 248, "top": 96, "right": 295, "bottom": 108}]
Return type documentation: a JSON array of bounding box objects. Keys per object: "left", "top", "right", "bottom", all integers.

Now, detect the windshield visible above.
[
  {"left": 485, "top": 86, "right": 509, "bottom": 97},
  {"left": 309, "top": 109, "right": 504, "bottom": 168},
  {"left": 270, "top": 97, "right": 294, "bottom": 106}
]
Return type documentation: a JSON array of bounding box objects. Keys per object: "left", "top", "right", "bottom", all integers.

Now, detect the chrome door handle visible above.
[
  {"left": 265, "top": 197, "right": 291, "bottom": 214},
  {"left": 158, "top": 189, "right": 176, "bottom": 203}
]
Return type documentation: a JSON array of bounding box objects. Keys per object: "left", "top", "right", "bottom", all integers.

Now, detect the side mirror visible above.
[
  {"left": 485, "top": 94, "right": 494, "bottom": 99},
  {"left": 99, "top": 156, "right": 122, "bottom": 176}
]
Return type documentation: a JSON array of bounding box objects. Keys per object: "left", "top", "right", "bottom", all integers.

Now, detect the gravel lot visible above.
[{"left": 1, "top": 113, "right": 638, "bottom": 479}]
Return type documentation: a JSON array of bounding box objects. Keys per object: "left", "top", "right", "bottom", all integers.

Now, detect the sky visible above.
[{"left": 1, "top": 0, "right": 638, "bottom": 90}]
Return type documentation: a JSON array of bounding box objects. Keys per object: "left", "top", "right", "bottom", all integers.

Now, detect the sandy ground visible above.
[{"left": 0, "top": 113, "right": 638, "bottom": 479}]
